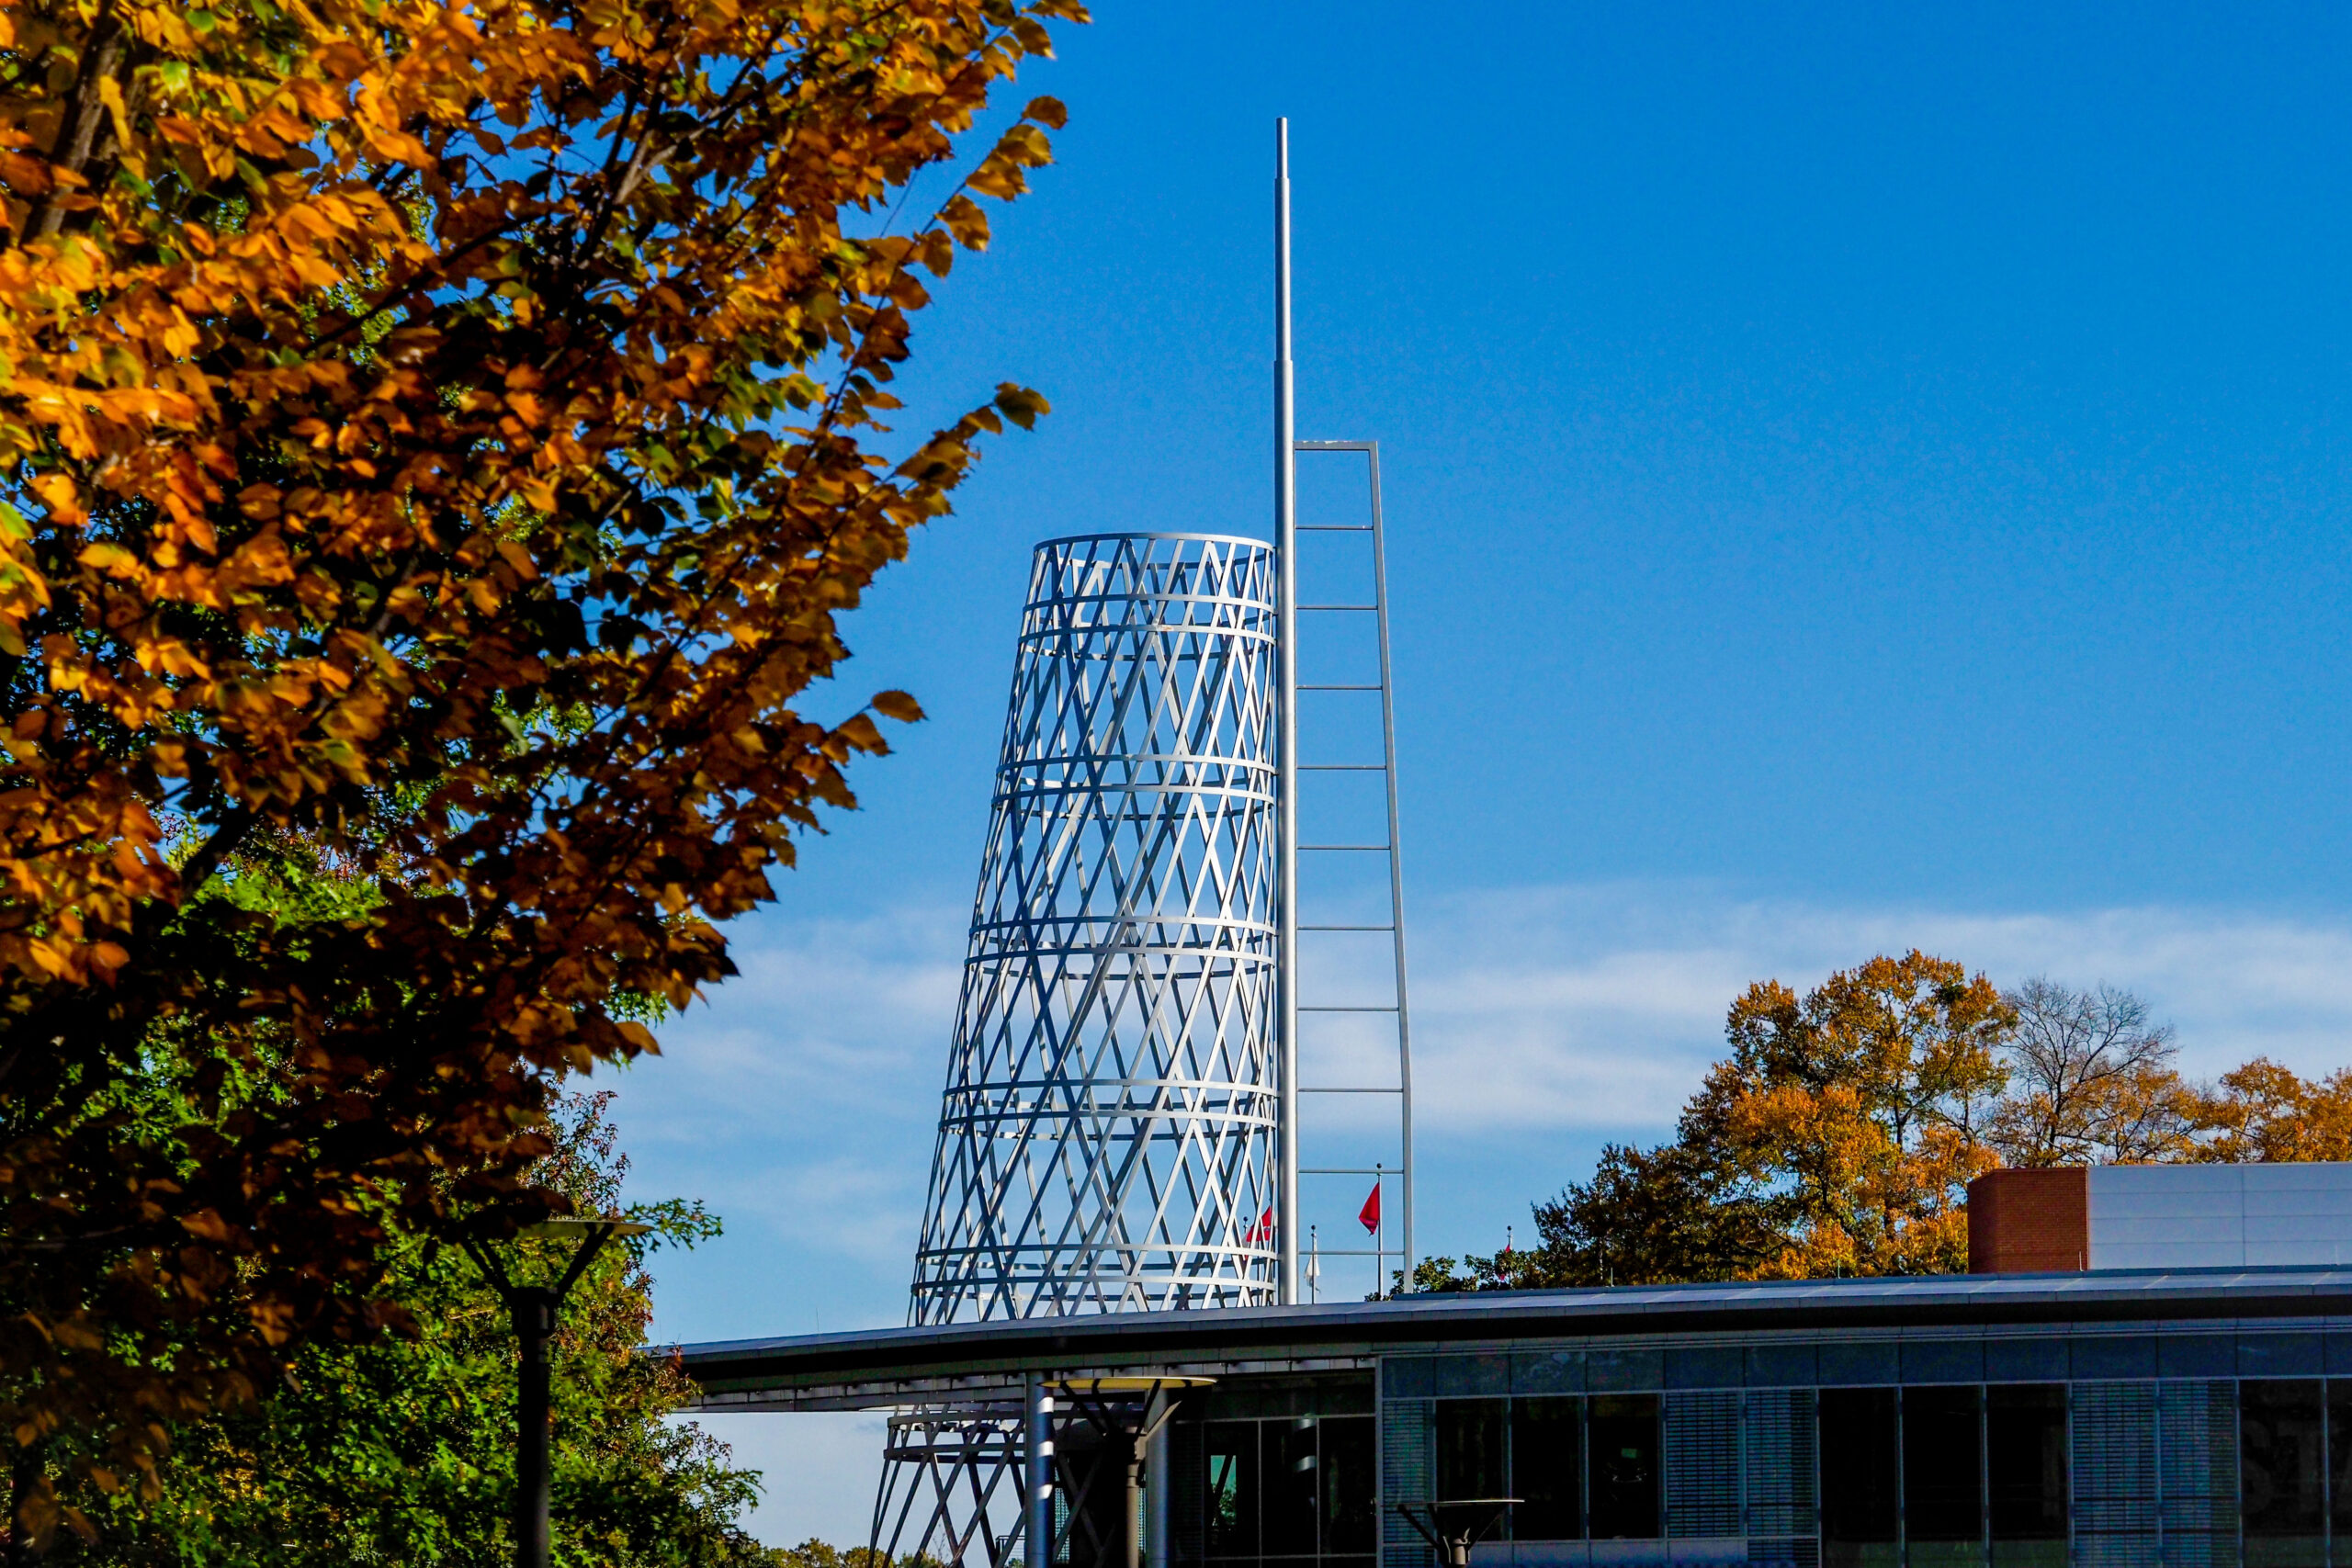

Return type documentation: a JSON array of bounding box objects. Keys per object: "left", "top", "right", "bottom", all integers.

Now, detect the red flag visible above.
[
  {"left": 1244, "top": 1207, "right": 1274, "bottom": 1245},
  {"left": 1358, "top": 1183, "right": 1382, "bottom": 1235}
]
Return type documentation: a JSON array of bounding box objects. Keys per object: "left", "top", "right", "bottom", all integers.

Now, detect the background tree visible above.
[
  {"left": 1673, "top": 952, "right": 2011, "bottom": 1278},
  {"left": 0, "top": 0, "right": 1080, "bottom": 1540},
  {"left": 1986, "top": 978, "right": 2196, "bottom": 1165},
  {"left": 1424, "top": 958, "right": 2352, "bottom": 1294},
  {"left": 1470, "top": 953, "right": 2014, "bottom": 1291},
  {"left": 2193, "top": 1058, "right": 2352, "bottom": 1163},
  {"left": 1510, "top": 1139, "right": 1785, "bottom": 1289},
  {"left": 769, "top": 1542, "right": 899, "bottom": 1568}
]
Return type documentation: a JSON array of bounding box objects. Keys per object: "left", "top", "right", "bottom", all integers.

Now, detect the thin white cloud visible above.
[
  {"left": 617, "top": 885, "right": 2352, "bottom": 1257},
  {"left": 1410, "top": 882, "right": 2352, "bottom": 1134}
]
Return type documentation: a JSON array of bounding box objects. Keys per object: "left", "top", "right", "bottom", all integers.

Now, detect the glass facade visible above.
[
  {"left": 1199, "top": 1413, "right": 1376, "bottom": 1568},
  {"left": 1357, "top": 1329, "right": 2352, "bottom": 1568}
]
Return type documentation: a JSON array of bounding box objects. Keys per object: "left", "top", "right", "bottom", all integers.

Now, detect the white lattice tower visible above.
[
  {"left": 912, "top": 531, "right": 1283, "bottom": 1323},
  {"left": 874, "top": 533, "right": 1283, "bottom": 1568}
]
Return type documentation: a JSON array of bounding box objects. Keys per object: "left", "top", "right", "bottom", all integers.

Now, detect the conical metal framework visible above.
[
  {"left": 873, "top": 535, "right": 1283, "bottom": 1568},
  {"left": 910, "top": 532, "right": 1283, "bottom": 1322}
]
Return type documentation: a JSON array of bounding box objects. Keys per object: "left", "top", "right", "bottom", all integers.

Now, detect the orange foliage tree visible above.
[
  {"left": 0, "top": 0, "right": 1080, "bottom": 1539},
  {"left": 1678, "top": 951, "right": 2012, "bottom": 1277},
  {"left": 1487, "top": 953, "right": 2015, "bottom": 1290},
  {"left": 1428, "top": 964, "right": 2352, "bottom": 1297},
  {"left": 2195, "top": 1058, "right": 2352, "bottom": 1163}
]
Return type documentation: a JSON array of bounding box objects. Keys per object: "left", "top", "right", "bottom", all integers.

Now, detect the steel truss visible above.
[
  {"left": 910, "top": 532, "right": 1283, "bottom": 1323},
  {"left": 876, "top": 533, "right": 1282, "bottom": 1568},
  {"left": 870, "top": 1408, "right": 1027, "bottom": 1568}
]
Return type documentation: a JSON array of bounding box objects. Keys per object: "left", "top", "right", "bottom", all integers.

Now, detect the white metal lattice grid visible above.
[{"left": 908, "top": 534, "right": 1285, "bottom": 1324}]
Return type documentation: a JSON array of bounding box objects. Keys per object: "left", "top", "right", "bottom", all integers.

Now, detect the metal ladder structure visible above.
[{"left": 1290, "top": 438, "right": 1415, "bottom": 1299}]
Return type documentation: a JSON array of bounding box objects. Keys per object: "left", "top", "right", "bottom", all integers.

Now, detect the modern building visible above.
[{"left": 682, "top": 1251, "right": 2352, "bottom": 1568}]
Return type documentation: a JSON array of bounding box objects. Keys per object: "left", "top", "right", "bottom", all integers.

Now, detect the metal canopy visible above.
[{"left": 683, "top": 1267, "right": 2352, "bottom": 1414}]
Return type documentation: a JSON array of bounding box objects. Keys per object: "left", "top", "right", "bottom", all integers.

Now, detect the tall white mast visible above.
[{"left": 1274, "top": 118, "right": 1300, "bottom": 1305}]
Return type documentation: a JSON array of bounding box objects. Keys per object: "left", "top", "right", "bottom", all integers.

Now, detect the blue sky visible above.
[{"left": 608, "top": 3, "right": 2352, "bottom": 1542}]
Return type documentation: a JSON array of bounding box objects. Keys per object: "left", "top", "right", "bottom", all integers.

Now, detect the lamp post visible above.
[
  {"left": 460, "top": 1216, "right": 652, "bottom": 1568},
  {"left": 1394, "top": 1500, "right": 1521, "bottom": 1568}
]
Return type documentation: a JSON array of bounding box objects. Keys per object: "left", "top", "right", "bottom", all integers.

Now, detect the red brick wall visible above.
[{"left": 1966, "top": 1168, "right": 2088, "bottom": 1273}]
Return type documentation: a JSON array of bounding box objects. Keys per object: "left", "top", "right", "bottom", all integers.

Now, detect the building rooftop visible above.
[{"left": 675, "top": 1265, "right": 2352, "bottom": 1412}]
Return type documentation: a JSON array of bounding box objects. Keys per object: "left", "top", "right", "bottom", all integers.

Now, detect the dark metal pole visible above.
[
  {"left": 514, "top": 1285, "right": 556, "bottom": 1568},
  {"left": 1122, "top": 1434, "right": 1144, "bottom": 1568},
  {"left": 460, "top": 1218, "right": 637, "bottom": 1568}
]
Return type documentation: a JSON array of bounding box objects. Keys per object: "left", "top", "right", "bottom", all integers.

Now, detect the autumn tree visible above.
[
  {"left": 1490, "top": 953, "right": 2015, "bottom": 1288},
  {"left": 1986, "top": 977, "right": 2197, "bottom": 1166},
  {"left": 0, "top": 0, "right": 1080, "bottom": 1541},
  {"left": 1442, "top": 955, "right": 2352, "bottom": 1295},
  {"left": 769, "top": 1542, "right": 899, "bottom": 1568},
  {"left": 1678, "top": 952, "right": 2012, "bottom": 1277},
  {"left": 2193, "top": 1058, "right": 2352, "bottom": 1164}
]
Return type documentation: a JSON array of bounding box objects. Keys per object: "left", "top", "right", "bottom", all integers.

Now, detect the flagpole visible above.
[{"left": 1274, "top": 117, "right": 1300, "bottom": 1308}]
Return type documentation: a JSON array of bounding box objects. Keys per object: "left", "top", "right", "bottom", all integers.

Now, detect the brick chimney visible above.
[{"left": 1966, "top": 1168, "right": 2088, "bottom": 1273}]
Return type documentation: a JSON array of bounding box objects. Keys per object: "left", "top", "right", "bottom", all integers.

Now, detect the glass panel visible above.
[
  {"left": 1318, "top": 1416, "right": 1376, "bottom": 1556},
  {"left": 1587, "top": 1393, "right": 1660, "bottom": 1541},
  {"left": 1897, "top": 1386, "right": 1985, "bottom": 1566},
  {"left": 1665, "top": 1391, "right": 1741, "bottom": 1540},
  {"left": 1986, "top": 1385, "right": 2066, "bottom": 1542},
  {"left": 1436, "top": 1399, "right": 1509, "bottom": 1502},
  {"left": 1819, "top": 1388, "right": 1899, "bottom": 1568},
  {"left": 1262, "top": 1416, "right": 1317, "bottom": 1558},
  {"left": 1744, "top": 1387, "right": 1817, "bottom": 1542},
  {"left": 1206, "top": 1421, "right": 1260, "bottom": 1561},
  {"left": 1904, "top": 1385, "right": 1984, "bottom": 1551},
  {"left": 1511, "top": 1396, "right": 1582, "bottom": 1540},
  {"left": 2157, "top": 1381, "right": 2240, "bottom": 1566},
  {"left": 1380, "top": 1402, "right": 1435, "bottom": 1568},
  {"left": 2241, "top": 1379, "right": 2325, "bottom": 1568},
  {"left": 2331, "top": 1379, "right": 2352, "bottom": 1542}
]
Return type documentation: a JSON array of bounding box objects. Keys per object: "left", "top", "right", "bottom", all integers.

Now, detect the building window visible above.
[
  {"left": 1985, "top": 1383, "right": 2067, "bottom": 1566},
  {"left": 1510, "top": 1395, "right": 1582, "bottom": 1541},
  {"left": 2242, "top": 1378, "right": 2326, "bottom": 1567},
  {"left": 1202, "top": 1414, "right": 1372, "bottom": 1568},
  {"left": 1587, "top": 1393, "right": 1661, "bottom": 1540},
  {"left": 2330, "top": 1380, "right": 2352, "bottom": 1550},
  {"left": 1263, "top": 1417, "right": 1318, "bottom": 1558},
  {"left": 1434, "top": 1399, "right": 1508, "bottom": 1506},
  {"left": 1902, "top": 1384, "right": 1983, "bottom": 1565},
  {"left": 1819, "top": 1388, "right": 1899, "bottom": 1568},
  {"left": 1318, "top": 1416, "right": 1375, "bottom": 1562},
  {"left": 1206, "top": 1422, "right": 1259, "bottom": 1561}
]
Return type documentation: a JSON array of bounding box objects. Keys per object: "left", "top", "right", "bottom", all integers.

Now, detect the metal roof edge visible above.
[{"left": 664, "top": 1267, "right": 2352, "bottom": 1396}]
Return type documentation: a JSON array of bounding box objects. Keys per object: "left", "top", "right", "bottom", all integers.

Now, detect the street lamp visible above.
[
  {"left": 460, "top": 1216, "right": 653, "bottom": 1568},
  {"left": 1394, "top": 1499, "right": 1521, "bottom": 1568}
]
